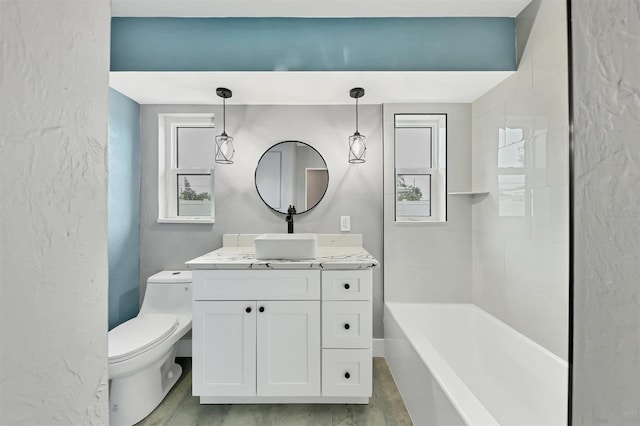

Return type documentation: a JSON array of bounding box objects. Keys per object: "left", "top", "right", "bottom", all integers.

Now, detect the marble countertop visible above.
[{"left": 185, "top": 246, "right": 379, "bottom": 270}]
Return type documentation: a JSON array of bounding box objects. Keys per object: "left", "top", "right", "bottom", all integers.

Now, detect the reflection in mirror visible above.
[{"left": 255, "top": 141, "right": 329, "bottom": 214}]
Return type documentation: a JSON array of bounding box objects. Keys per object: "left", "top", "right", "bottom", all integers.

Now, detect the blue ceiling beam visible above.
[{"left": 111, "top": 17, "right": 516, "bottom": 72}]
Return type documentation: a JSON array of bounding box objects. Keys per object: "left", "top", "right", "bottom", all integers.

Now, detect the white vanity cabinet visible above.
[
  {"left": 193, "top": 299, "right": 321, "bottom": 397},
  {"left": 191, "top": 267, "right": 374, "bottom": 404},
  {"left": 192, "top": 270, "right": 321, "bottom": 400}
]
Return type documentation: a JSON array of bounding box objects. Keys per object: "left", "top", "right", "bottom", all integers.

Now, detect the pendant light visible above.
[
  {"left": 348, "top": 87, "right": 366, "bottom": 164},
  {"left": 215, "top": 87, "right": 234, "bottom": 164}
]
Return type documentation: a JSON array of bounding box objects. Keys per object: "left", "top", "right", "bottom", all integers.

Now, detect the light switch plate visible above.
[{"left": 340, "top": 216, "right": 351, "bottom": 232}]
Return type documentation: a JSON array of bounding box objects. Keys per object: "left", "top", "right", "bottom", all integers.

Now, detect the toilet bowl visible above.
[{"left": 108, "top": 270, "right": 192, "bottom": 426}]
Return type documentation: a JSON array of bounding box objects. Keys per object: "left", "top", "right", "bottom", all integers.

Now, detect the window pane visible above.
[
  {"left": 177, "top": 127, "right": 215, "bottom": 168},
  {"left": 395, "top": 127, "right": 432, "bottom": 169},
  {"left": 177, "top": 174, "right": 212, "bottom": 216},
  {"left": 396, "top": 174, "right": 431, "bottom": 217},
  {"left": 395, "top": 114, "right": 434, "bottom": 127}
]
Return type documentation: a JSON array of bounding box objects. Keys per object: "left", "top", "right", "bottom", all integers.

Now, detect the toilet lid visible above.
[{"left": 108, "top": 314, "right": 178, "bottom": 363}]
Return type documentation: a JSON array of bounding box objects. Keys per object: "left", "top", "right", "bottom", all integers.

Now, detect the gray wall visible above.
[
  {"left": 140, "top": 104, "right": 384, "bottom": 337},
  {"left": 0, "top": 0, "right": 110, "bottom": 423},
  {"left": 571, "top": 0, "right": 640, "bottom": 423},
  {"left": 383, "top": 104, "right": 473, "bottom": 304}
]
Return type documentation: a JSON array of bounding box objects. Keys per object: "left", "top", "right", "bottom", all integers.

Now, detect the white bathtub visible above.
[{"left": 384, "top": 303, "right": 567, "bottom": 426}]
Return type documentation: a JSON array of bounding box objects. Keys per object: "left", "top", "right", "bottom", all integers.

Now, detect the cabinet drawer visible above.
[
  {"left": 322, "top": 349, "right": 372, "bottom": 397},
  {"left": 322, "top": 301, "right": 372, "bottom": 349},
  {"left": 194, "top": 270, "right": 320, "bottom": 300},
  {"left": 322, "top": 270, "right": 372, "bottom": 301}
]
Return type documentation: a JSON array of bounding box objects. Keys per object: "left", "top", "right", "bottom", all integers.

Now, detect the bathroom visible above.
[
  {"left": 1, "top": 0, "right": 638, "bottom": 425},
  {"left": 107, "top": 0, "right": 567, "bottom": 422}
]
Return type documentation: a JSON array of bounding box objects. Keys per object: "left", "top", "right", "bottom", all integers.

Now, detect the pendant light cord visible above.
[
  {"left": 222, "top": 97, "right": 226, "bottom": 134},
  {"left": 355, "top": 96, "right": 359, "bottom": 133}
]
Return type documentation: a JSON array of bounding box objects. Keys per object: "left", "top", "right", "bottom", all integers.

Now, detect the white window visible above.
[
  {"left": 394, "top": 114, "right": 447, "bottom": 222},
  {"left": 158, "top": 113, "right": 216, "bottom": 223}
]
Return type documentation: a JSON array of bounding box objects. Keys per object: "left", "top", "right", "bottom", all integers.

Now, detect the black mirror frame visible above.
[{"left": 254, "top": 140, "right": 329, "bottom": 215}]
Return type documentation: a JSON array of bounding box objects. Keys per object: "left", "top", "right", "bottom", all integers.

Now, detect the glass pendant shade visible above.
[
  {"left": 215, "top": 87, "right": 234, "bottom": 165},
  {"left": 348, "top": 87, "right": 366, "bottom": 164},
  {"left": 215, "top": 132, "right": 234, "bottom": 164},
  {"left": 349, "top": 131, "right": 367, "bottom": 163}
]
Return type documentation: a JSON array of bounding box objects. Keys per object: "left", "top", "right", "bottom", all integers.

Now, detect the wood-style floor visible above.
[{"left": 137, "top": 357, "right": 413, "bottom": 426}]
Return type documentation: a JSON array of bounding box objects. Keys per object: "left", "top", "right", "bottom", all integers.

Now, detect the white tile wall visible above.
[{"left": 471, "top": 0, "right": 569, "bottom": 359}]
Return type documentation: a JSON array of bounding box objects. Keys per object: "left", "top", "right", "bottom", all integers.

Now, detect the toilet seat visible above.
[{"left": 109, "top": 314, "right": 178, "bottom": 364}]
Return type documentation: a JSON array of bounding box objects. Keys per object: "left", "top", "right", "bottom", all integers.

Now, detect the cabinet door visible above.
[
  {"left": 192, "top": 301, "right": 256, "bottom": 396},
  {"left": 256, "top": 301, "right": 321, "bottom": 396}
]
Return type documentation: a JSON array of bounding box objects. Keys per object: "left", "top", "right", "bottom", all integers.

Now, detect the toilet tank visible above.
[{"left": 139, "top": 270, "right": 192, "bottom": 315}]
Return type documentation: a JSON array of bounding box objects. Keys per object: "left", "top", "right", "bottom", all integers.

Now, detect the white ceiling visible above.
[
  {"left": 111, "top": 0, "right": 531, "bottom": 18},
  {"left": 110, "top": 0, "right": 527, "bottom": 105},
  {"left": 110, "top": 71, "right": 513, "bottom": 105}
]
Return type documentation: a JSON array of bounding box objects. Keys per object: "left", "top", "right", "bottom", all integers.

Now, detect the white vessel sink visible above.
[{"left": 254, "top": 233, "right": 318, "bottom": 260}]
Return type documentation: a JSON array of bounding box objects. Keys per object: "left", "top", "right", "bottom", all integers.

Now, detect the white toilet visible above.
[{"left": 108, "top": 270, "right": 192, "bottom": 426}]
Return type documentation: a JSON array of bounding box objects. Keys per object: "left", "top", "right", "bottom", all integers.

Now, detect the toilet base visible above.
[{"left": 109, "top": 348, "right": 182, "bottom": 426}]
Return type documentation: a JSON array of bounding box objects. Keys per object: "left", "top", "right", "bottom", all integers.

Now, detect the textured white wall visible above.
[
  {"left": 383, "top": 104, "right": 473, "bottom": 304},
  {"left": 139, "top": 104, "right": 385, "bottom": 337},
  {"left": 571, "top": 0, "right": 640, "bottom": 423},
  {"left": 0, "top": 1, "right": 110, "bottom": 424},
  {"left": 470, "top": 0, "right": 569, "bottom": 359}
]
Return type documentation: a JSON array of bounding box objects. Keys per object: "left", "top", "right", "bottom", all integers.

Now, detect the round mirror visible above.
[{"left": 255, "top": 141, "right": 329, "bottom": 214}]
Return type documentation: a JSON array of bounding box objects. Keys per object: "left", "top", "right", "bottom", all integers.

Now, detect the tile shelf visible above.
[{"left": 447, "top": 191, "right": 490, "bottom": 196}]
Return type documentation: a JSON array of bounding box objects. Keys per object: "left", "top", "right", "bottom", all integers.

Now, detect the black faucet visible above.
[{"left": 286, "top": 205, "right": 296, "bottom": 233}]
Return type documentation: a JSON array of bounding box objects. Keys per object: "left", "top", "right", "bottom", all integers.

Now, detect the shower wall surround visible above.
[
  {"left": 471, "top": 0, "right": 569, "bottom": 359},
  {"left": 139, "top": 104, "right": 384, "bottom": 336}
]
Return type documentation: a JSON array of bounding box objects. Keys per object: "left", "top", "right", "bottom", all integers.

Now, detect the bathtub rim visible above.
[{"left": 387, "top": 302, "right": 569, "bottom": 367}]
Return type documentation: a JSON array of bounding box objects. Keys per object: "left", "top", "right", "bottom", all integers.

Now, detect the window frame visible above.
[
  {"left": 393, "top": 113, "right": 447, "bottom": 223},
  {"left": 158, "top": 113, "right": 216, "bottom": 224}
]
